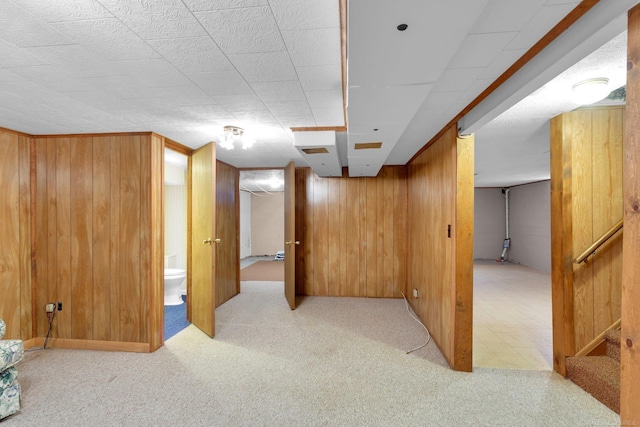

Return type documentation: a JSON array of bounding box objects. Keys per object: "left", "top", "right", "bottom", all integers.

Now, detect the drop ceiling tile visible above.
[
  {"left": 183, "top": 0, "right": 268, "bottom": 12},
  {"left": 269, "top": 0, "right": 339, "bottom": 30},
  {"left": 147, "top": 37, "right": 235, "bottom": 73},
  {"left": 98, "top": 0, "right": 208, "bottom": 40},
  {"left": 9, "top": 0, "right": 112, "bottom": 22},
  {"left": 311, "top": 107, "right": 344, "bottom": 125},
  {"left": 11, "top": 65, "right": 97, "bottom": 92},
  {"left": 0, "top": 69, "right": 23, "bottom": 82},
  {"left": 112, "top": 58, "right": 192, "bottom": 87},
  {"left": 276, "top": 115, "right": 316, "bottom": 128},
  {"left": 228, "top": 51, "right": 297, "bottom": 82},
  {"left": 305, "top": 90, "right": 343, "bottom": 109},
  {"left": 281, "top": 28, "right": 340, "bottom": 67},
  {"left": 50, "top": 18, "right": 161, "bottom": 61},
  {"left": 180, "top": 104, "right": 234, "bottom": 120},
  {"left": 447, "top": 32, "right": 518, "bottom": 69},
  {"left": 252, "top": 81, "right": 305, "bottom": 103},
  {"left": 432, "top": 67, "right": 486, "bottom": 93},
  {"left": 232, "top": 110, "right": 278, "bottom": 124},
  {"left": 296, "top": 64, "right": 342, "bottom": 92},
  {"left": 148, "top": 85, "right": 215, "bottom": 105},
  {"left": 479, "top": 48, "right": 528, "bottom": 80},
  {"left": 264, "top": 100, "right": 311, "bottom": 116},
  {"left": 469, "top": 0, "right": 547, "bottom": 34},
  {"left": 59, "top": 90, "right": 136, "bottom": 111},
  {"left": 505, "top": 3, "right": 578, "bottom": 51},
  {"left": 78, "top": 75, "right": 155, "bottom": 99},
  {"left": 24, "top": 45, "right": 126, "bottom": 77},
  {"left": 0, "top": 40, "right": 48, "bottom": 67},
  {"left": 195, "top": 7, "right": 285, "bottom": 54},
  {"left": 189, "top": 70, "right": 254, "bottom": 96},
  {"left": 213, "top": 93, "right": 267, "bottom": 111},
  {"left": 0, "top": 2, "right": 74, "bottom": 47}
]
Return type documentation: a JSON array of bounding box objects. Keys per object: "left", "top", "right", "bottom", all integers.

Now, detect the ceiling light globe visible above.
[{"left": 572, "top": 77, "right": 610, "bottom": 105}]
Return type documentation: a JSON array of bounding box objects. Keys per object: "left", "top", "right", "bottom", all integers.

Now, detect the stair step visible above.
[
  {"left": 605, "top": 329, "right": 621, "bottom": 363},
  {"left": 566, "top": 355, "right": 620, "bottom": 414}
]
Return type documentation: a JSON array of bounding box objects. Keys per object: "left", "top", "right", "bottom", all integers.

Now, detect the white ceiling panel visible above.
[
  {"left": 447, "top": 33, "right": 519, "bottom": 69},
  {"left": 306, "top": 90, "right": 344, "bottom": 109},
  {"left": 281, "top": 29, "right": 341, "bottom": 67},
  {"left": 311, "top": 107, "right": 345, "bottom": 125},
  {"left": 114, "top": 58, "right": 193, "bottom": 88},
  {"left": 24, "top": 45, "right": 126, "bottom": 77},
  {"left": 9, "top": 0, "right": 112, "bottom": 22},
  {"left": 228, "top": 51, "right": 297, "bottom": 82},
  {"left": 213, "top": 93, "right": 267, "bottom": 111},
  {"left": 269, "top": 0, "right": 339, "bottom": 31},
  {"left": 98, "top": 0, "right": 207, "bottom": 40},
  {"left": 252, "top": 81, "right": 306, "bottom": 103},
  {"left": 297, "top": 65, "right": 342, "bottom": 92},
  {"left": 479, "top": 48, "right": 528, "bottom": 80},
  {"left": 469, "top": 0, "right": 548, "bottom": 34},
  {"left": 0, "top": 2, "right": 74, "bottom": 47},
  {"left": 50, "top": 19, "right": 161, "bottom": 60},
  {"left": 183, "top": 0, "right": 268, "bottom": 12},
  {"left": 0, "top": 40, "right": 48, "bottom": 67},
  {"left": 195, "top": 7, "right": 285, "bottom": 54},
  {"left": 431, "top": 68, "right": 487, "bottom": 94},
  {"left": 263, "top": 100, "right": 312, "bottom": 117},
  {"left": 12, "top": 65, "right": 97, "bottom": 92},
  {"left": 505, "top": 3, "right": 579, "bottom": 51},
  {"left": 188, "top": 70, "right": 254, "bottom": 96},
  {"left": 147, "top": 37, "right": 235, "bottom": 73}
]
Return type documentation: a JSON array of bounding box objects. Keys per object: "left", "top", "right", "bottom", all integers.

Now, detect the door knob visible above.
[
  {"left": 203, "top": 238, "right": 212, "bottom": 245},
  {"left": 286, "top": 241, "right": 300, "bottom": 245},
  {"left": 214, "top": 238, "right": 221, "bottom": 244}
]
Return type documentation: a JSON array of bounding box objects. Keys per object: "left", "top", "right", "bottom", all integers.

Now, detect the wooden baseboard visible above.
[
  {"left": 22, "top": 338, "right": 38, "bottom": 350},
  {"left": 32, "top": 337, "right": 150, "bottom": 353}
]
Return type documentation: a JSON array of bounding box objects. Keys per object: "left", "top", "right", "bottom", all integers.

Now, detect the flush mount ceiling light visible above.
[
  {"left": 572, "top": 77, "right": 610, "bottom": 105},
  {"left": 220, "top": 125, "right": 254, "bottom": 150}
]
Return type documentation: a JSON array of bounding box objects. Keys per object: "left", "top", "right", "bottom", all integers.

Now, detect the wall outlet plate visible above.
[
  {"left": 413, "top": 289, "right": 418, "bottom": 298},
  {"left": 45, "top": 303, "right": 55, "bottom": 313}
]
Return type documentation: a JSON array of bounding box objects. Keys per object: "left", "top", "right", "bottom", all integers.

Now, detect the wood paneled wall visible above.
[
  {"left": 550, "top": 106, "right": 624, "bottom": 373},
  {"left": 406, "top": 126, "right": 474, "bottom": 371},
  {"left": 622, "top": 6, "right": 640, "bottom": 423},
  {"left": 294, "top": 166, "right": 407, "bottom": 297},
  {"left": 33, "top": 133, "right": 163, "bottom": 350},
  {"left": 215, "top": 160, "right": 239, "bottom": 307},
  {"left": 0, "top": 128, "right": 32, "bottom": 340}
]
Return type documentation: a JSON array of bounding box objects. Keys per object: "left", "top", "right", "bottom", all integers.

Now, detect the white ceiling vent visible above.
[{"left": 293, "top": 130, "right": 342, "bottom": 177}]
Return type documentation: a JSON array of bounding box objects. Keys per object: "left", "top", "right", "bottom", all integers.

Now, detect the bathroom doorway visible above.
[
  {"left": 239, "top": 169, "right": 286, "bottom": 288},
  {"left": 164, "top": 148, "right": 190, "bottom": 339}
]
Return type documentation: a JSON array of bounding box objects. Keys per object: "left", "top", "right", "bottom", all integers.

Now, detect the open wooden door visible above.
[
  {"left": 190, "top": 143, "right": 216, "bottom": 337},
  {"left": 284, "top": 161, "right": 297, "bottom": 310}
]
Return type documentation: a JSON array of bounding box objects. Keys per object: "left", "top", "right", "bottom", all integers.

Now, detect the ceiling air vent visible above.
[
  {"left": 354, "top": 142, "right": 382, "bottom": 150},
  {"left": 301, "top": 148, "right": 329, "bottom": 154},
  {"left": 293, "top": 130, "right": 342, "bottom": 177}
]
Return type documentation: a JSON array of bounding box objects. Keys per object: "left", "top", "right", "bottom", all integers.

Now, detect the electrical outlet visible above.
[
  {"left": 57, "top": 301, "right": 63, "bottom": 312},
  {"left": 45, "top": 303, "right": 55, "bottom": 313},
  {"left": 413, "top": 289, "right": 418, "bottom": 298}
]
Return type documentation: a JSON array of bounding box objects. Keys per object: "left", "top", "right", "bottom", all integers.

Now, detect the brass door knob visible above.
[
  {"left": 286, "top": 241, "right": 300, "bottom": 245},
  {"left": 214, "top": 238, "right": 221, "bottom": 244},
  {"left": 203, "top": 238, "right": 212, "bottom": 245}
]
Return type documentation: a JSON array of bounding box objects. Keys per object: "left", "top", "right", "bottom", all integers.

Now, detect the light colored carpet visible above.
[
  {"left": 6, "top": 282, "right": 618, "bottom": 426},
  {"left": 240, "top": 260, "right": 284, "bottom": 281}
]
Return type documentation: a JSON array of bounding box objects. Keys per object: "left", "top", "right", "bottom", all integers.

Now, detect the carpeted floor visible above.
[
  {"left": 240, "top": 260, "right": 284, "bottom": 281},
  {"left": 7, "top": 282, "right": 618, "bottom": 426}
]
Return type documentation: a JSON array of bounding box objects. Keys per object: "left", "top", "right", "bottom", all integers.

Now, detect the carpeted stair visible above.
[{"left": 566, "top": 329, "right": 621, "bottom": 413}]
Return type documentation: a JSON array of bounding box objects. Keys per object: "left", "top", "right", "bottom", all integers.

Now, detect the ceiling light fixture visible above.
[
  {"left": 220, "top": 125, "right": 254, "bottom": 150},
  {"left": 572, "top": 77, "right": 610, "bottom": 105}
]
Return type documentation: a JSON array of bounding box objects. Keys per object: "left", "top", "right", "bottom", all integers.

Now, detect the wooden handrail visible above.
[
  {"left": 574, "top": 219, "right": 623, "bottom": 264},
  {"left": 574, "top": 318, "right": 621, "bottom": 357}
]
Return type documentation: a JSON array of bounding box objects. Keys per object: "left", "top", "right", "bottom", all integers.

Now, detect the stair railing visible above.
[
  {"left": 574, "top": 219, "right": 623, "bottom": 264},
  {"left": 574, "top": 318, "right": 621, "bottom": 357}
]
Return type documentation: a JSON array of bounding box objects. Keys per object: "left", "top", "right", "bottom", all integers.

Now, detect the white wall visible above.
[
  {"left": 251, "top": 192, "right": 284, "bottom": 256},
  {"left": 165, "top": 180, "right": 187, "bottom": 269},
  {"left": 474, "top": 188, "right": 506, "bottom": 260},
  {"left": 509, "top": 181, "right": 551, "bottom": 273},
  {"left": 240, "top": 190, "right": 252, "bottom": 259}
]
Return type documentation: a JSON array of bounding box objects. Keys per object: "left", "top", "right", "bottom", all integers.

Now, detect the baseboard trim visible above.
[
  {"left": 33, "top": 337, "right": 150, "bottom": 353},
  {"left": 22, "top": 338, "right": 38, "bottom": 350}
]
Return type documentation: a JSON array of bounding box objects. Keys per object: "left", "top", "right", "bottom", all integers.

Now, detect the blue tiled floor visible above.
[{"left": 164, "top": 296, "right": 190, "bottom": 340}]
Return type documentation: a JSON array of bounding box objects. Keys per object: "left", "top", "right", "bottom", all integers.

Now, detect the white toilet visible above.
[
  {"left": 164, "top": 255, "right": 185, "bottom": 306},
  {"left": 164, "top": 268, "right": 186, "bottom": 305}
]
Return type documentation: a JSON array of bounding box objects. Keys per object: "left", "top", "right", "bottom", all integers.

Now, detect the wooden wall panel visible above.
[
  {"left": 294, "top": 166, "right": 407, "bottom": 298},
  {"left": 0, "top": 129, "right": 32, "bottom": 340},
  {"left": 622, "top": 6, "right": 640, "bottom": 423},
  {"left": 406, "top": 125, "right": 474, "bottom": 371},
  {"left": 215, "top": 160, "right": 239, "bottom": 307},
  {"left": 32, "top": 133, "right": 162, "bottom": 348},
  {"left": 551, "top": 106, "right": 625, "bottom": 371}
]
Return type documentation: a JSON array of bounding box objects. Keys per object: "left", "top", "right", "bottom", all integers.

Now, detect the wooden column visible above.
[{"left": 621, "top": 4, "right": 640, "bottom": 424}]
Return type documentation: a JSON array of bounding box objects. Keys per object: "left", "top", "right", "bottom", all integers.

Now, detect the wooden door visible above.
[
  {"left": 190, "top": 143, "right": 216, "bottom": 337},
  {"left": 284, "top": 161, "right": 297, "bottom": 310}
]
